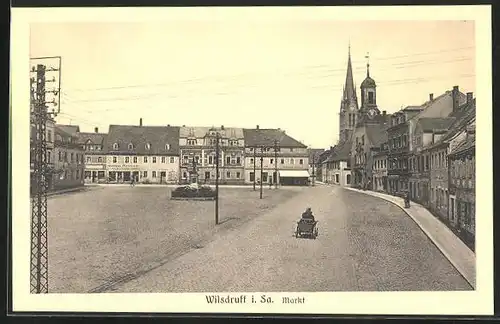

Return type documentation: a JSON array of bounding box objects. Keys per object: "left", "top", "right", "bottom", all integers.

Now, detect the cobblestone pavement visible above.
[
  {"left": 116, "top": 186, "right": 472, "bottom": 292},
  {"left": 46, "top": 186, "right": 300, "bottom": 293}
]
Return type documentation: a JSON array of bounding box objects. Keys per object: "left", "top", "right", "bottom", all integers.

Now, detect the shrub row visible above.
[{"left": 171, "top": 185, "right": 217, "bottom": 198}]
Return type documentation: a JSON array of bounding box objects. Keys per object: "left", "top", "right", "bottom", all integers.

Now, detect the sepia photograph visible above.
[{"left": 11, "top": 5, "right": 493, "bottom": 315}]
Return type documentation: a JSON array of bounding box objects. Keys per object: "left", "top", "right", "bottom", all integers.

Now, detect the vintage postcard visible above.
[{"left": 10, "top": 5, "right": 493, "bottom": 315}]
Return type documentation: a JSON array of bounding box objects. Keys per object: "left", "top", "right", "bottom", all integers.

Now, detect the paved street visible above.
[
  {"left": 113, "top": 185, "right": 471, "bottom": 292},
  {"left": 46, "top": 186, "right": 301, "bottom": 293}
]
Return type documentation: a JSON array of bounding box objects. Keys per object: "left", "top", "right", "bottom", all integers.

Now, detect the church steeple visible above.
[
  {"left": 342, "top": 43, "right": 357, "bottom": 103},
  {"left": 338, "top": 44, "right": 359, "bottom": 143}
]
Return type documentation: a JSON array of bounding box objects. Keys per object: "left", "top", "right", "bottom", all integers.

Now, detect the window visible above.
[
  {"left": 161, "top": 156, "right": 166, "bottom": 163},
  {"left": 152, "top": 171, "right": 157, "bottom": 178},
  {"left": 125, "top": 157, "right": 130, "bottom": 163},
  {"left": 98, "top": 157, "right": 103, "bottom": 163},
  {"left": 250, "top": 158, "right": 254, "bottom": 164},
  {"left": 128, "top": 143, "right": 134, "bottom": 150},
  {"left": 71, "top": 153, "right": 74, "bottom": 162},
  {"left": 113, "top": 143, "right": 119, "bottom": 150},
  {"left": 299, "top": 159, "right": 303, "bottom": 165},
  {"left": 290, "top": 148, "right": 294, "bottom": 152},
  {"left": 170, "top": 157, "right": 175, "bottom": 163},
  {"left": 47, "top": 152, "right": 51, "bottom": 163},
  {"left": 250, "top": 172, "right": 255, "bottom": 181},
  {"left": 368, "top": 91, "right": 374, "bottom": 104},
  {"left": 209, "top": 156, "right": 214, "bottom": 164},
  {"left": 236, "top": 172, "right": 241, "bottom": 178},
  {"left": 250, "top": 147, "right": 254, "bottom": 152},
  {"left": 270, "top": 158, "right": 274, "bottom": 164},
  {"left": 226, "top": 156, "right": 231, "bottom": 164},
  {"left": 47, "top": 130, "right": 52, "bottom": 142},
  {"left": 153, "top": 157, "right": 157, "bottom": 163},
  {"left": 143, "top": 171, "right": 148, "bottom": 178},
  {"left": 113, "top": 156, "right": 117, "bottom": 163},
  {"left": 76, "top": 169, "right": 79, "bottom": 179},
  {"left": 144, "top": 156, "right": 148, "bottom": 163},
  {"left": 165, "top": 144, "right": 171, "bottom": 150},
  {"left": 133, "top": 156, "right": 137, "bottom": 163},
  {"left": 236, "top": 157, "right": 241, "bottom": 164},
  {"left": 226, "top": 171, "right": 231, "bottom": 178},
  {"left": 87, "top": 156, "right": 91, "bottom": 163},
  {"left": 145, "top": 143, "right": 151, "bottom": 150},
  {"left": 187, "top": 139, "right": 197, "bottom": 146},
  {"left": 361, "top": 135, "right": 365, "bottom": 145},
  {"left": 281, "top": 158, "right": 285, "bottom": 164}
]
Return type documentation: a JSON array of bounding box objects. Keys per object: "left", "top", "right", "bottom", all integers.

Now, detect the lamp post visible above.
[
  {"left": 312, "top": 151, "right": 316, "bottom": 187},
  {"left": 274, "top": 139, "right": 278, "bottom": 189},
  {"left": 252, "top": 147, "right": 256, "bottom": 191},
  {"left": 260, "top": 147, "right": 264, "bottom": 199}
]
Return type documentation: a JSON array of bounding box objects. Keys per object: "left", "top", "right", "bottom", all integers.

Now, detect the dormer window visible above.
[
  {"left": 145, "top": 143, "right": 151, "bottom": 150},
  {"left": 165, "top": 144, "right": 171, "bottom": 150},
  {"left": 128, "top": 143, "right": 134, "bottom": 150},
  {"left": 113, "top": 143, "right": 119, "bottom": 150}
]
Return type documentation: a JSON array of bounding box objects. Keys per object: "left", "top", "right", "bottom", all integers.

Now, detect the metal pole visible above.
[
  {"left": 274, "top": 140, "right": 278, "bottom": 189},
  {"left": 30, "top": 64, "right": 49, "bottom": 293},
  {"left": 215, "top": 133, "right": 219, "bottom": 225},
  {"left": 253, "top": 147, "right": 256, "bottom": 191},
  {"left": 312, "top": 152, "right": 316, "bottom": 186},
  {"left": 260, "top": 147, "right": 263, "bottom": 199}
]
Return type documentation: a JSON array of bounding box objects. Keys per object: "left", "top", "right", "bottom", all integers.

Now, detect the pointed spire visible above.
[{"left": 343, "top": 44, "right": 356, "bottom": 103}]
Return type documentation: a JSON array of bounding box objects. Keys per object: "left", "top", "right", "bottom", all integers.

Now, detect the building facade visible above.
[
  {"left": 105, "top": 121, "right": 180, "bottom": 184},
  {"left": 52, "top": 125, "right": 85, "bottom": 190},
  {"left": 448, "top": 124, "right": 475, "bottom": 249},
  {"left": 78, "top": 127, "right": 108, "bottom": 184},
  {"left": 409, "top": 117, "right": 454, "bottom": 207},
  {"left": 371, "top": 142, "right": 388, "bottom": 192},
  {"left": 243, "top": 127, "right": 309, "bottom": 186},
  {"left": 308, "top": 148, "right": 325, "bottom": 184},
  {"left": 179, "top": 126, "right": 245, "bottom": 185}
]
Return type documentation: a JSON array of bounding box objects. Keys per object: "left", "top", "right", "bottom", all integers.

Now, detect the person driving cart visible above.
[{"left": 301, "top": 207, "right": 315, "bottom": 222}]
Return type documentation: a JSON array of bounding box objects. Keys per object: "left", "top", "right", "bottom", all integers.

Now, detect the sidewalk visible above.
[
  {"left": 344, "top": 187, "right": 476, "bottom": 289},
  {"left": 85, "top": 183, "right": 305, "bottom": 190},
  {"left": 45, "top": 186, "right": 88, "bottom": 197}
]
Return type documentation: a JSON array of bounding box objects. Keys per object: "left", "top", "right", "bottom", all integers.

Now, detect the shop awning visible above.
[{"left": 279, "top": 170, "right": 310, "bottom": 178}]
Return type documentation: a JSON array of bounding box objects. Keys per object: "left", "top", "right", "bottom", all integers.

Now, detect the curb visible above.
[{"left": 344, "top": 187, "right": 475, "bottom": 289}]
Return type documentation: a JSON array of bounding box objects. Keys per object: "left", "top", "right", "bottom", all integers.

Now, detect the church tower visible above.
[
  {"left": 358, "top": 55, "right": 380, "bottom": 124},
  {"left": 338, "top": 44, "right": 359, "bottom": 143}
]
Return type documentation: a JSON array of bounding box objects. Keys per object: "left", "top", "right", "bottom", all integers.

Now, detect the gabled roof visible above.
[
  {"left": 365, "top": 125, "right": 388, "bottom": 147},
  {"left": 418, "top": 117, "right": 455, "bottom": 132},
  {"left": 308, "top": 148, "right": 325, "bottom": 163},
  {"left": 77, "top": 132, "right": 107, "bottom": 145},
  {"left": 180, "top": 126, "right": 244, "bottom": 139},
  {"left": 449, "top": 136, "right": 475, "bottom": 156},
  {"left": 55, "top": 124, "right": 80, "bottom": 136},
  {"left": 327, "top": 137, "right": 352, "bottom": 162},
  {"left": 243, "top": 129, "right": 307, "bottom": 148},
  {"left": 105, "top": 125, "right": 180, "bottom": 155}
]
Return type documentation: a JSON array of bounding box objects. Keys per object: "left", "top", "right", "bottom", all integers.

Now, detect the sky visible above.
[{"left": 30, "top": 20, "right": 475, "bottom": 149}]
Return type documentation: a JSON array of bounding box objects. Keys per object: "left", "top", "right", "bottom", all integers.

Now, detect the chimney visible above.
[
  {"left": 167, "top": 124, "right": 170, "bottom": 127},
  {"left": 382, "top": 110, "right": 386, "bottom": 116},
  {"left": 94, "top": 127, "right": 98, "bottom": 133},
  {"left": 139, "top": 118, "right": 143, "bottom": 126},
  {"left": 256, "top": 125, "right": 259, "bottom": 129},
  {"left": 221, "top": 125, "right": 225, "bottom": 130},
  {"left": 467, "top": 92, "right": 473, "bottom": 105},
  {"left": 429, "top": 93, "right": 434, "bottom": 101},
  {"left": 452, "top": 86, "right": 459, "bottom": 112}
]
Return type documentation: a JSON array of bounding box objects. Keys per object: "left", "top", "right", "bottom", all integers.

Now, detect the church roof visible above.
[
  {"left": 360, "top": 63, "right": 376, "bottom": 88},
  {"left": 243, "top": 128, "right": 307, "bottom": 148}
]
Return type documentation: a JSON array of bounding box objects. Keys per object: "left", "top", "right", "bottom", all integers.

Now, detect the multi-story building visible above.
[
  {"left": 52, "top": 125, "right": 85, "bottom": 190},
  {"left": 179, "top": 125, "right": 245, "bottom": 185},
  {"left": 386, "top": 106, "right": 422, "bottom": 194},
  {"left": 30, "top": 117, "right": 55, "bottom": 193},
  {"left": 316, "top": 148, "right": 332, "bottom": 183},
  {"left": 105, "top": 119, "right": 180, "bottom": 184},
  {"left": 370, "top": 141, "right": 389, "bottom": 192},
  {"left": 243, "top": 126, "right": 309, "bottom": 186},
  {"left": 427, "top": 93, "right": 475, "bottom": 224},
  {"left": 448, "top": 121, "right": 475, "bottom": 250},
  {"left": 409, "top": 117, "right": 454, "bottom": 207},
  {"left": 77, "top": 127, "right": 108, "bottom": 184}
]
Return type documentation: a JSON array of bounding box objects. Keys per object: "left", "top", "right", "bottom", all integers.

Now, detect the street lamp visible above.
[
  {"left": 256, "top": 137, "right": 281, "bottom": 199},
  {"left": 207, "top": 128, "right": 225, "bottom": 225}
]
